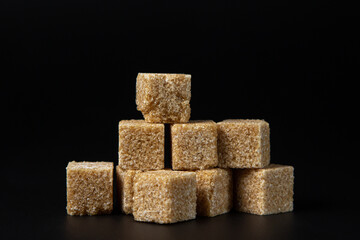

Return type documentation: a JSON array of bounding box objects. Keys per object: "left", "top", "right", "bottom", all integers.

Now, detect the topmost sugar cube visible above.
[{"left": 136, "top": 73, "right": 191, "bottom": 123}]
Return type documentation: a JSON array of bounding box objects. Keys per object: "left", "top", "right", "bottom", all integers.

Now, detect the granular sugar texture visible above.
[
  {"left": 217, "top": 119, "right": 270, "bottom": 168},
  {"left": 132, "top": 170, "right": 196, "bottom": 224},
  {"left": 234, "top": 164, "right": 294, "bottom": 215},
  {"left": 66, "top": 161, "right": 114, "bottom": 216},
  {"left": 136, "top": 73, "right": 191, "bottom": 123},
  {"left": 196, "top": 168, "right": 233, "bottom": 217},
  {"left": 116, "top": 166, "right": 141, "bottom": 214},
  {"left": 119, "top": 120, "right": 164, "bottom": 170},
  {"left": 171, "top": 120, "right": 218, "bottom": 170}
]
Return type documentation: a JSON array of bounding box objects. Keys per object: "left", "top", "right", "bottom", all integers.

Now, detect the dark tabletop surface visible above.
[{"left": 2, "top": 201, "right": 356, "bottom": 240}]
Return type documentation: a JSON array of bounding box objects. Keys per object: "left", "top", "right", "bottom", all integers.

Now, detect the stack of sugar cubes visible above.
[{"left": 66, "top": 73, "right": 294, "bottom": 223}]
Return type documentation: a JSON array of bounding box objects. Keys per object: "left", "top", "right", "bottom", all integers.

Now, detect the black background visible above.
[{"left": 1, "top": 0, "right": 359, "bottom": 239}]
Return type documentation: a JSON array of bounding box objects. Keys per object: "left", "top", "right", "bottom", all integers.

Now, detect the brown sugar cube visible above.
[
  {"left": 119, "top": 120, "right": 164, "bottom": 170},
  {"left": 116, "top": 166, "right": 141, "bottom": 214},
  {"left": 234, "top": 164, "right": 294, "bottom": 215},
  {"left": 136, "top": 73, "right": 191, "bottom": 123},
  {"left": 171, "top": 120, "right": 218, "bottom": 170},
  {"left": 217, "top": 119, "right": 270, "bottom": 168},
  {"left": 66, "top": 161, "right": 113, "bottom": 216},
  {"left": 115, "top": 168, "right": 172, "bottom": 214},
  {"left": 196, "top": 168, "right": 233, "bottom": 217},
  {"left": 133, "top": 170, "right": 196, "bottom": 224}
]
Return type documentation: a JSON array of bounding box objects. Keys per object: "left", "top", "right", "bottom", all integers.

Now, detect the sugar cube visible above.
[
  {"left": 133, "top": 170, "right": 196, "bottom": 224},
  {"left": 119, "top": 120, "right": 164, "bottom": 170},
  {"left": 196, "top": 168, "right": 233, "bottom": 217},
  {"left": 171, "top": 120, "right": 218, "bottom": 170},
  {"left": 234, "top": 164, "right": 294, "bottom": 215},
  {"left": 66, "top": 161, "right": 113, "bottom": 216},
  {"left": 217, "top": 119, "right": 270, "bottom": 168},
  {"left": 116, "top": 166, "right": 141, "bottom": 214},
  {"left": 136, "top": 73, "right": 191, "bottom": 123}
]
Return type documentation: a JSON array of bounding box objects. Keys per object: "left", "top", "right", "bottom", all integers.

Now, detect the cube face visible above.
[
  {"left": 66, "top": 161, "right": 113, "bottom": 216},
  {"left": 171, "top": 121, "right": 218, "bottom": 170},
  {"left": 196, "top": 168, "right": 233, "bottom": 217},
  {"left": 116, "top": 166, "right": 141, "bottom": 214},
  {"left": 132, "top": 170, "right": 196, "bottom": 224},
  {"left": 136, "top": 73, "right": 191, "bottom": 123},
  {"left": 234, "top": 164, "right": 294, "bottom": 215},
  {"left": 119, "top": 120, "right": 164, "bottom": 170},
  {"left": 217, "top": 119, "right": 270, "bottom": 168}
]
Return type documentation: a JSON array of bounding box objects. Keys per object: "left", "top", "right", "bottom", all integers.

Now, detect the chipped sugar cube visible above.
[
  {"left": 66, "top": 161, "right": 113, "bottom": 216},
  {"left": 116, "top": 166, "right": 141, "bottom": 214},
  {"left": 217, "top": 119, "right": 270, "bottom": 168},
  {"left": 234, "top": 164, "right": 294, "bottom": 215},
  {"left": 171, "top": 120, "right": 218, "bottom": 170},
  {"left": 119, "top": 120, "right": 164, "bottom": 170},
  {"left": 136, "top": 73, "right": 191, "bottom": 123},
  {"left": 196, "top": 168, "right": 233, "bottom": 217},
  {"left": 132, "top": 170, "right": 196, "bottom": 224},
  {"left": 116, "top": 168, "right": 173, "bottom": 215}
]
